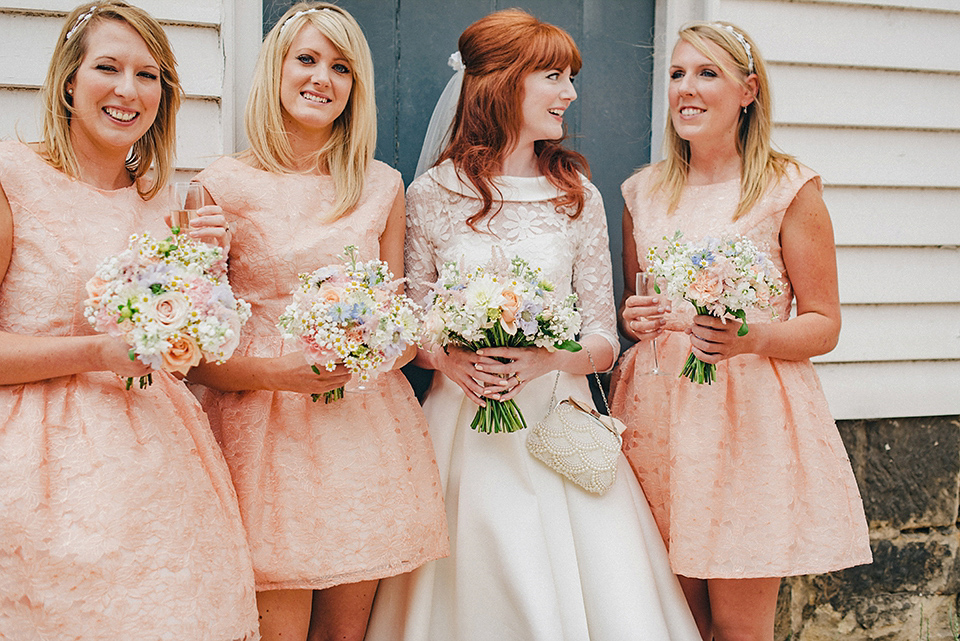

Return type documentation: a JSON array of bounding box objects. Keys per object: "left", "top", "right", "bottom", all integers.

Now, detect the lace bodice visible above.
[
  {"left": 622, "top": 162, "right": 821, "bottom": 330},
  {"left": 0, "top": 141, "right": 170, "bottom": 337},
  {"left": 405, "top": 161, "right": 619, "bottom": 357},
  {"left": 197, "top": 155, "right": 402, "bottom": 357}
]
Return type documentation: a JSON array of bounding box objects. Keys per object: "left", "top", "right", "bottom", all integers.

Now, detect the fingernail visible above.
[{"left": 475, "top": 364, "right": 483, "bottom": 371}]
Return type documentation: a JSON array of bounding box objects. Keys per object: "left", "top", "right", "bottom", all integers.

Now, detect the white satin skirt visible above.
[{"left": 366, "top": 371, "right": 701, "bottom": 641}]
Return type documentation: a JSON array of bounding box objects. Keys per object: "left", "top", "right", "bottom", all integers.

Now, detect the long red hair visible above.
[{"left": 437, "top": 9, "right": 590, "bottom": 229}]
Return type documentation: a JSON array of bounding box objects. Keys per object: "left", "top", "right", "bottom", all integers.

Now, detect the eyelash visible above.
[
  {"left": 95, "top": 64, "right": 157, "bottom": 80},
  {"left": 671, "top": 69, "right": 718, "bottom": 79},
  {"left": 297, "top": 55, "right": 350, "bottom": 75}
]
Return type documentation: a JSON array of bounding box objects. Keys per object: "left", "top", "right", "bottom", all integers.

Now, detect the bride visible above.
[{"left": 366, "top": 9, "right": 700, "bottom": 640}]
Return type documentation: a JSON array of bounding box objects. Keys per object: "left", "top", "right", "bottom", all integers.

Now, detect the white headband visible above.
[
  {"left": 715, "top": 24, "right": 754, "bottom": 74},
  {"left": 279, "top": 7, "right": 331, "bottom": 34},
  {"left": 65, "top": 6, "right": 96, "bottom": 41}
]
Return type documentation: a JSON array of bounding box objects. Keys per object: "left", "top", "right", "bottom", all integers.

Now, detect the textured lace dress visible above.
[
  {"left": 611, "top": 162, "right": 872, "bottom": 578},
  {"left": 365, "top": 161, "right": 700, "bottom": 641},
  {"left": 0, "top": 141, "right": 258, "bottom": 640},
  {"left": 194, "top": 156, "right": 448, "bottom": 591}
]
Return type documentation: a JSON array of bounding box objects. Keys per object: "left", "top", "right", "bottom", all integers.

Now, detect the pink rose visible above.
[
  {"left": 689, "top": 267, "right": 725, "bottom": 305},
  {"left": 162, "top": 335, "right": 203, "bottom": 375},
  {"left": 150, "top": 291, "right": 190, "bottom": 328}
]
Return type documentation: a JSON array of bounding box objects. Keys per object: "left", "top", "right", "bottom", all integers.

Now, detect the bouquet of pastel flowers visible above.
[
  {"left": 647, "top": 231, "right": 783, "bottom": 384},
  {"left": 84, "top": 229, "right": 252, "bottom": 388},
  {"left": 277, "top": 245, "right": 420, "bottom": 403},
  {"left": 420, "top": 253, "right": 582, "bottom": 434}
]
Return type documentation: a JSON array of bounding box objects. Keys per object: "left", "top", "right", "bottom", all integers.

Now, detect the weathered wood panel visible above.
[
  {"left": 815, "top": 360, "right": 960, "bottom": 420},
  {"left": 724, "top": 0, "right": 960, "bottom": 72},
  {"left": 826, "top": 187, "right": 960, "bottom": 247},
  {"left": 813, "top": 304, "right": 960, "bottom": 363},
  {"left": 770, "top": 64, "right": 960, "bottom": 131}
]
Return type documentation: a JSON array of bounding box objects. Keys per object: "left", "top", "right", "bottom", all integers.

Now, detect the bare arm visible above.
[{"left": 688, "top": 179, "right": 841, "bottom": 363}]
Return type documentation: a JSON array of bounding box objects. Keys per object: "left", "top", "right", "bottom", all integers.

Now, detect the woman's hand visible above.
[
  {"left": 432, "top": 345, "right": 514, "bottom": 408},
  {"left": 263, "top": 352, "right": 351, "bottom": 395},
  {"left": 185, "top": 204, "right": 234, "bottom": 252},
  {"left": 470, "top": 346, "right": 559, "bottom": 402},
  {"left": 687, "top": 314, "right": 749, "bottom": 364},
  {"left": 621, "top": 294, "right": 670, "bottom": 342},
  {"left": 95, "top": 334, "right": 152, "bottom": 378}
]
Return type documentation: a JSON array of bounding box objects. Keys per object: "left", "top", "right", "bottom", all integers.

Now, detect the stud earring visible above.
[{"left": 67, "top": 88, "right": 74, "bottom": 95}]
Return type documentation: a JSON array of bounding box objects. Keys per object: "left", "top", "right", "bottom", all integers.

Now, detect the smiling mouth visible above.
[
  {"left": 548, "top": 109, "right": 564, "bottom": 118},
  {"left": 302, "top": 92, "right": 331, "bottom": 104},
  {"left": 680, "top": 107, "right": 704, "bottom": 116},
  {"left": 103, "top": 106, "right": 138, "bottom": 122}
]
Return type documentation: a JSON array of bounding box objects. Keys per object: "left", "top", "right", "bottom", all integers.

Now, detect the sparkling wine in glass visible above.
[
  {"left": 636, "top": 271, "right": 664, "bottom": 376},
  {"left": 171, "top": 182, "right": 202, "bottom": 231}
]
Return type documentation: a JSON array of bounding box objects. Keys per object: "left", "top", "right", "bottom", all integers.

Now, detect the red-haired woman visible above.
[{"left": 366, "top": 10, "right": 700, "bottom": 641}]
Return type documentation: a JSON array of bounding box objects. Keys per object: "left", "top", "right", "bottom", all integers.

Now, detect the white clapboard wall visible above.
[
  {"left": 0, "top": 0, "right": 261, "bottom": 178},
  {"left": 656, "top": 0, "right": 960, "bottom": 420}
]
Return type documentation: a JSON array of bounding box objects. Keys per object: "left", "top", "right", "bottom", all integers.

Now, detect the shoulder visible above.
[
  {"left": 0, "top": 140, "right": 40, "bottom": 172},
  {"left": 769, "top": 160, "right": 822, "bottom": 210},
  {"left": 620, "top": 163, "right": 660, "bottom": 203},
  {"left": 366, "top": 159, "right": 403, "bottom": 196},
  {"left": 0, "top": 141, "right": 59, "bottom": 192},
  {"left": 196, "top": 155, "right": 249, "bottom": 184},
  {"left": 408, "top": 163, "right": 457, "bottom": 203}
]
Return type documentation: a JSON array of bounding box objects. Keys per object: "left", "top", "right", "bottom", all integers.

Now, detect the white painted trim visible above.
[
  {"left": 653, "top": 0, "right": 705, "bottom": 160},
  {"left": 222, "top": 0, "right": 262, "bottom": 154}
]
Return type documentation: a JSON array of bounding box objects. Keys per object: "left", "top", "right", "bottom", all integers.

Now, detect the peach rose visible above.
[
  {"left": 162, "top": 335, "right": 203, "bottom": 375},
  {"left": 85, "top": 276, "right": 109, "bottom": 306},
  {"left": 150, "top": 291, "right": 190, "bottom": 328},
  {"left": 500, "top": 290, "right": 521, "bottom": 325},
  {"left": 318, "top": 284, "right": 342, "bottom": 303},
  {"left": 689, "top": 267, "right": 725, "bottom": 305}
]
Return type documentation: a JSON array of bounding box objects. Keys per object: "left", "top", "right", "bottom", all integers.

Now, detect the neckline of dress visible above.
[
  {"left": 429, "top": 160, "right": 565, "bottom": 202},
  {"left": 220, "top": 154, "right": 334, "bottom": 179},
  {"left": 11, "top": 141, "right": 139, "bottom": 196}
]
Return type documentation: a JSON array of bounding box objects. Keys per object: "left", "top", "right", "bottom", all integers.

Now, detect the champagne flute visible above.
[
  {"left": 636, "top": 271, "right": 664, "bottom": 376},
  {"left": 170, "top": 182, "right": 202, "bottom": 231}
]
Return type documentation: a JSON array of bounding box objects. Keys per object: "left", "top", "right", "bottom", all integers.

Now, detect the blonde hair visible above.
[
  {"left": 655, "top": 21, "right": 795, "bottom": 220},
  {"left": 245, "top": 2, "right": 376, "bottom": 221},
  {"left": 39, "top": 1, "right": 182, "bottom": 200}
]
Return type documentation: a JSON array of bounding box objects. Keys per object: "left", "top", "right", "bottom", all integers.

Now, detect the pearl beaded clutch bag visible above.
[{"left": 527, "top": 352, "right": 626, "bottom": 495}]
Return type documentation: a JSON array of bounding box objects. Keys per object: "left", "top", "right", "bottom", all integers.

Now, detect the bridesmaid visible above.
[
  {"left": 0, "top": 2, "right": 258, "bottom": 639},
  {"left": 187, "top": 4, "right": 448, "bottom": 641},
  {"left": 612, "top": 21, "right": 871, "bottom": 641}
]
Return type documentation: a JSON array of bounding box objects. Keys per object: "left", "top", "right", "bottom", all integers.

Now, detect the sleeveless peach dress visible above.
[
  {"left": 195, "top": 156, "right": 448, "bottom": 591},
  {"left": 0, "top": 142, "right": 258, "bottom": 640},
  {"left": 612, "top": 162, "right": 872, "bottom": 579}
]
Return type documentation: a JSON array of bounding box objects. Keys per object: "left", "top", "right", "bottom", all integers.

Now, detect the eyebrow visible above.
[
  {"left": 292, "top": 48, "right": 350, "bottom": 63},
  {"left": 93, "top": 55, "right": 160, "bottom": 72}
]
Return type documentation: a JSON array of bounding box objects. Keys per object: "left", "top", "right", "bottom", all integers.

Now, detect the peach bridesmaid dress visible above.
[
  {"left": 0, "top": 141, "right": 258, "bottom": 640},
  {"left": 195, "top": 156, "right": 448, "bottom": 591},
  {"left": 612, "top": 162, "right": 872, "bottom": 579}
]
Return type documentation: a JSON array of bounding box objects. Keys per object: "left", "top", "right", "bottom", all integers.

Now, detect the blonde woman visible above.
[
  {"left": 0, "top": 2, "right": 257, "bottom": 639},
  {"left": 612, "top": 22, "right": 871, "bottom": 641},
  {"left": 188, "top": 4, "right": 448, "bottom": 641}
]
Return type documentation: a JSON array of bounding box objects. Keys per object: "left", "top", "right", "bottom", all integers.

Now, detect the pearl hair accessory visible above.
[
  {"left": 714, "top": 23, "right": 754, "bottom": 74},
  {"left": 448, "top": 51, "right": 465, "bottom": 72},
  {"left": 279, "top": 7, "right": 331, "bottom": 34},
  {"left": 65, "top": 6, "right": 96, "bottom": 42}
]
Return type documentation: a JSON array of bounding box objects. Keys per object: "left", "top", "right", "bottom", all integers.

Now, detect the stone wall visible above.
[{"left": 777, "top": 416, "right": 960, "bottom": 640}]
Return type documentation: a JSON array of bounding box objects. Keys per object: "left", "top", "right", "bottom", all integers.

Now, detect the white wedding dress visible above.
[{"left": 365, "top": 161, "right": 700, "bottom": 641}]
